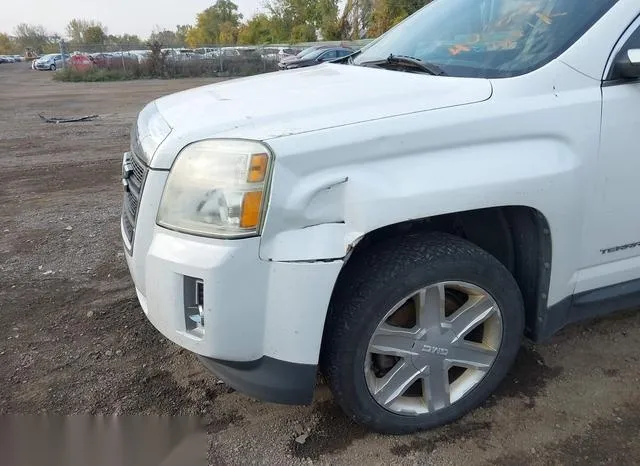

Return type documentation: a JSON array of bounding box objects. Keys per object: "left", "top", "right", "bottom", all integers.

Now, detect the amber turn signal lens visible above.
[
  {"left": 248, "top": 153, "right": 268, "bottom": 183},
  {"left": 240, "top": 191, "right": 263, "bottom": 228}
]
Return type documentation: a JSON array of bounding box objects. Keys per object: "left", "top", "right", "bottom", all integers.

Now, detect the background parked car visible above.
[
  {"left": 278, "top": 45, "right": 331, "bottom": 69},
  {"left": 129, "top": 50, "right": 151, "bottom": 64},
  {"left": 68, "top": 54, "right": 93, "bottom": 72},
  {"left": 281, "top": 47, "right": 353, "bottom": 70},
  {"left": 164, "top": 48, "right": 203, "bottom": 63},
  {"left": 34, "top": 54, "right": 69, "bottom": 71},
  {"left": 261, "top": 46, "right": 299, "bottom": 63}
]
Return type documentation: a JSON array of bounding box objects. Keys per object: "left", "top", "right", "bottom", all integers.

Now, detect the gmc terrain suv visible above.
[{"left": 123, "top": 0, "right": 640, "bottom": 433}]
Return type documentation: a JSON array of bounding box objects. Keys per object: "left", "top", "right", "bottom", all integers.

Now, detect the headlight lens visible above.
[{"left": 157, "top": 139, "right": 272, "bottom": 238}]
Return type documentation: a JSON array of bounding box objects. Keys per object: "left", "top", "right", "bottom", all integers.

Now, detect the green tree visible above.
[
  {"left": 84, "top": 26, "right": 107, "bottom": 44},
  {"left": 149, "top": 29, "right": 182, "bottom": 47},
  {"left": 176, "top": 25, "right": 192, "bottom": 45},
  {"left": 187, "top": 0, "right": 243, "bottom": 46},
  {"left": 264, "top": 0, "right": 348, "bottom": 42},
  {"left": 337, "top": 0, "right": 375, "bottom": 39},
  {"left": 0, "top": 33, "right": 17, "bottom": 54},
  {"left": 107, "top": 34, "right": 143, "bottom": 48},
  {"left": 290, "top": 24, "right": 316, "bottom": 42},
  {"left": 316, "top": 0, "right": 341, "bottom": 40},
  {"left": 218, "top": 22, "right": 238, "bottom": 44},
  {"left": 237, "top": 14, "right": 279, "bottom": 44},
  {"left": 66, "top": 19, "right": 106, "bottom": 44},
  {"left": 266, "top": 0, "right": 315, "bottom": 42}
]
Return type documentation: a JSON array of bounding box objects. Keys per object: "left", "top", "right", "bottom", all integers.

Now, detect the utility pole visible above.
[{"left": 59, "top": 39, "right": 67, "bottom": 69}]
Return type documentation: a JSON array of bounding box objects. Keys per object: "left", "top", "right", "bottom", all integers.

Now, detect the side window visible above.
[
  {"left": 337, "top": 50, "right": 351, "bottom": 58},
  {"left": 319, "top": 50, "right": 337, "bottom": 61}
]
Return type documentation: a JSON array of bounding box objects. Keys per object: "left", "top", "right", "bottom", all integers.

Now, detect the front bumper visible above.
[
  {"left": 123, "top": 168, "right": 343, "bottom": 403},
  {"left": 198, "top": 355, "right": 317, "bottom": 404}
]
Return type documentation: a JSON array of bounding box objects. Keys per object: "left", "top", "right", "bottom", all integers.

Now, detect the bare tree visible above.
[{"left": 13, "top": 23, "right": 57, "bottom": 53}]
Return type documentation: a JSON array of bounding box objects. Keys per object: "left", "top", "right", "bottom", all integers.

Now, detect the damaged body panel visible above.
[{"left": 259, "top": 61, "right": 599, "bottom": 310}]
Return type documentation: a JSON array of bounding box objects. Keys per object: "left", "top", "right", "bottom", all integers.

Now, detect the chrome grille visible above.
[{"left": 122, "top": 151, "right": 148, "bottom": 248}]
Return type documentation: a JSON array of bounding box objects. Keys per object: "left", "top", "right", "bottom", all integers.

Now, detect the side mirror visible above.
[{"left": 613, "top": 48, "right": 640, "bottom": 79}]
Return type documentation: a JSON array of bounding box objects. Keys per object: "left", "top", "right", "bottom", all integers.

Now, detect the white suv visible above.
[{"left": 123, "top": 0, "right": 640, "bottom": 433}]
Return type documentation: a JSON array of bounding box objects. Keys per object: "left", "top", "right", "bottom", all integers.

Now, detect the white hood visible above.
[{"left": 151, "top": 63, "right": 492, "bottom": 167}]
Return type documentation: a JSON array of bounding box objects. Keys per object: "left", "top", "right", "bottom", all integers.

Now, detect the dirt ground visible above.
[{"left": 1, "top": 62, "right": 639, "bottom": 465}]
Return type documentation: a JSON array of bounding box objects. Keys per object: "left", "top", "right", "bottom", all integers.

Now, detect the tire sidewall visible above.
[{"left": 339, "top": 251, "right": 523, "bottom": 433}]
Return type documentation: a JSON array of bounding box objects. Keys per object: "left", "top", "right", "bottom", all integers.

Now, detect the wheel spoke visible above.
[
  {"left": 369, "top": 323, "right": 419, "bottom": 357},
  {"left": 448, "top": 294, "right": 496, "bottom": 341},
  {"left": 447, "top": 341, "right": 497, "bottom": 371},
  {"left": 416, "top": 284, "right": 445, "bottom": 330},
  {"left": 371, "top": 359, "right": 421, "bottom": 407},
  {"left": 423, "top": 359, "right": 450, "bottom": 411}
]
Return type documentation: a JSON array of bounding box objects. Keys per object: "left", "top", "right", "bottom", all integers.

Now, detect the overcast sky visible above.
[{"left": 1, "top": 0, "right": 264, "bottom": 38}]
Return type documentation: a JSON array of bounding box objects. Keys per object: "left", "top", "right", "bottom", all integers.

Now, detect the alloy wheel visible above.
[{"left": 364, "top": 281, "right": 503, "bottom": 415}]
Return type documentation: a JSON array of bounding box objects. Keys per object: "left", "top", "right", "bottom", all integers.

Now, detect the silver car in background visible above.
[{"left": 34, "top": 54, "right": 69, "bottom": 71}]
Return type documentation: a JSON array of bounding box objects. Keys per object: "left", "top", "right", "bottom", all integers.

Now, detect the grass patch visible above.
[
  {"left": 54, "top": 47, "right": 279, "bottom": 82},
  {"left": 53, "top": 61, "right": 277, "bottom": 82},
  {"left": 54, "top": 68, "right": 140, "bottom": 82}
]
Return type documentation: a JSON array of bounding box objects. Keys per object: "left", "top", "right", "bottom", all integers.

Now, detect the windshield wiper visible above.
[{"left": 358, "top": 54, "right": 447, "bottom": 76}]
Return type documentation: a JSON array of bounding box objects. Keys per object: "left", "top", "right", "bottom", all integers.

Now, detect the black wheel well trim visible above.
[{"left": 331, "top": 205, "right": 553, "bottom": 341}]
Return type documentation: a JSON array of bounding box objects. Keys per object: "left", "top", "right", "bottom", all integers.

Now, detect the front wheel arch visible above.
[
  {"left": 331, "top": 206, "right": 552, "bottom": 341},
  {"left": 320, "top": 231, "right": 525, "bottom": 433}
]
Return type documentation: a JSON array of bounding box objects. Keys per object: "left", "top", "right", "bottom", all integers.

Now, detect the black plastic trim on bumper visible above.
[{"left": 197, "top": 355, "right": 317, "bottom": 405}]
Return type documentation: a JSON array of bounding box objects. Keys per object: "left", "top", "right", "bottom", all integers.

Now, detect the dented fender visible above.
[
  {"left": 259, "top": 136, "right": 582, "bottom": 263},
  {"left": 257, "top": 62, "right": 602, "bottom": 309}
]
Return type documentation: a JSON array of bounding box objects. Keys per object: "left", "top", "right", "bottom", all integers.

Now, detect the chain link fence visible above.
[{"left": 55, "top": 40, "right": 374, "bottom": 80}]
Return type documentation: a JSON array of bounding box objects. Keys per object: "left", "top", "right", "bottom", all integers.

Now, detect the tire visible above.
[
  {"left": 50, "top": 64, "right": 56, "bottom": 71},
  {"left": 321, "top": 232, "right": 524, "bottom": 434}
]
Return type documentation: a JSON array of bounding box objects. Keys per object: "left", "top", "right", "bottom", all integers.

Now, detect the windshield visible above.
[
  {"left": 296, "top": 47, "right": 318, "bottom": 58},
  {"left": 354, "top": 0, "right": 618, "bottom": 78},
  {"left": 299, "top": 48, "right": 327, "bottom": 60}
]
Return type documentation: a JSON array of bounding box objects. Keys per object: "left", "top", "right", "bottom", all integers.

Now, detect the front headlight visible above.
[{"left": 157, "top": 139, "right": 272, "bottom": 238}]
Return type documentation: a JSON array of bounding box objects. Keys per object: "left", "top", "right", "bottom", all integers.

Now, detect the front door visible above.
[{"left": 577, "top": 20, "right": 640, "bottom": 293}]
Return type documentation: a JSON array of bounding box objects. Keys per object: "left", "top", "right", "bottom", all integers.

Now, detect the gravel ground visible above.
[{"left": 1, "top": 62, "right": 639, "bottom": 465}]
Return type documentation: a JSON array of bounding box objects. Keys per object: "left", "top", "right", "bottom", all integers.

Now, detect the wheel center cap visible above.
[{"left": 411, "top": 327, "right": 453, "bottom": 362}]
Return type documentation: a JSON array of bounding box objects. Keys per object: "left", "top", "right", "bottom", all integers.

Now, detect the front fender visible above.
[
  {"left": 260, "top": 134, "right": 586, "bottom": 309},
  {"left": 259, "top": 64, "right": 602, "bottom": 307},
  {"left": 260, "top": 136, "right": 580, "bottom": 261}
]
